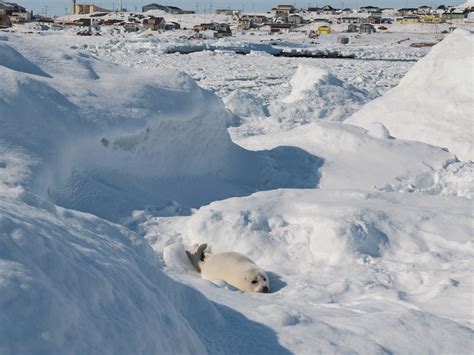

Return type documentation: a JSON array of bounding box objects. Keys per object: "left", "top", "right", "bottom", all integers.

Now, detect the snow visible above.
[
  {"left": 347, "top": 29, "right": 474, "bottom": 161},
  {"left": 144, "top": 189, "right": 473, "bottom": 354},
  {"left": 0, "top": 35, "right": 320, "bottom": 222},
  {"left": 0, "top": 18, "right": 473, "bottom": 355}
]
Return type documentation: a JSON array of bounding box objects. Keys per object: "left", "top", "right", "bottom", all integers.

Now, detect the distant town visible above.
[{"left": 1, "top": 1, "right": 473, "bottom": 37}]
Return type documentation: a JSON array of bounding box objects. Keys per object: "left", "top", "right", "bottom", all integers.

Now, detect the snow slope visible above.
[
  {"left": 347, "top": 29, "right": 474, "bottom": 161},
  {"left": 143, "top": 189, "right": 473, "bottom": 354},
  {"left": 234, "top": 121, "right": 456, "bottom": 191},
  {"left": 0, "top": 34, "right": 293, "bottom": 355},
  {"left": 0, "top": 35, "right": 320, "bottom": 222}
]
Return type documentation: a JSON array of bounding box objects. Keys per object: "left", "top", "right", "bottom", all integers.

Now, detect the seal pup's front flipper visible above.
[{"left": 186, "top": 243, "right": 208, "bottom": 272}]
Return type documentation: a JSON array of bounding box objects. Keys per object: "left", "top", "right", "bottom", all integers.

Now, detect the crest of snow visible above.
[
  {"left": 365, "top": 122, "right": 391, "bottom": 139},
  {"left": 267, "top": 65, "right": 369, "bottom": 130},
  {"left": 283, "top": 65, "right": 345, "bottom": 103},
  {"left": 235, "top": 122, "right": 455, "bottom": 191},
  {"left": 347, "top": 29, "right": 474, "bottom": 161}
]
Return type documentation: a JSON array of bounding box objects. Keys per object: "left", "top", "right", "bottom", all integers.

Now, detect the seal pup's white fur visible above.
[{"left": 186, "top": 243, "right": 270, "bottom": 293}]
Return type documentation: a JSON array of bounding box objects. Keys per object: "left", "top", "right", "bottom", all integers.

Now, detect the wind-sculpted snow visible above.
[
  {"left": 0, "top": 35, "right": 321, "bottom": 222},
  {"left": 348, "top": 29, "right": 474, "bottom": 161},
  {"left": 144, "top": 189, "right": 474, "bottom": 354},
  {"left": 0, "top": 197, "right": 292, "bottom": 354},
  {"left": 0, "top": 35, "right": 297, "bottom": 354}
]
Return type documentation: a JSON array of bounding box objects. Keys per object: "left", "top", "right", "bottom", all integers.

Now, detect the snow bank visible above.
[
  {"left": 347, "top": 30, "right": 474, "bottom": 161},
  {"left": 0, "top": 35, "right": 292, "bottom": 354},
  {"left": 268, "top": 65, "right": 369, "bottom": 128},
  {"left": 0, "top": 198, "right": 204, "bottom": 354},
  {"left": 0, "top": 34, "right": 320, "bottom": 222},
  {"left": 144, "top": 189, "right": 473, "bottom": 353},
  {"left": 235, "top": 121, "right": 455, "bottom": 191},
  {"left": 0, "top": 196, "right": 291, "bottom": 354}
]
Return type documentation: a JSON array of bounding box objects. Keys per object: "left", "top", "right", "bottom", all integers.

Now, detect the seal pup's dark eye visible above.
[{"left": 251, "top": 280, "right": 258, "bottom": 284}]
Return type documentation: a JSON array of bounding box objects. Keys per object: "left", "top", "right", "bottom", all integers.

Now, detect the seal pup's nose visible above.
[{"left": 262, "top": 286, "right": 270, "bottom": 293}]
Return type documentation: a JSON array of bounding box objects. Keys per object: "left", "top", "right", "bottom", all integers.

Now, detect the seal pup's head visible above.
[{"left": 243, "top": 268, "right": 270, "bottom": 293}]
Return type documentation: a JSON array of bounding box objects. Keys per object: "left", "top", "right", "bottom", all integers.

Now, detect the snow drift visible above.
[
  {"left": 347, "top": 29, "right": 474, "bottom": 161},
  {"left": 268, "top": 65, "right": 369, "bottom": 128},
  {"left": 0, "top": 196, "right": 291, "bottom": 354},
  {"left": 144, "top": 189, "right": 474, "bottom": 354},
  {"left": 0, "top": 34, "right": 294, "bottom": 354},
  {"left": 0, "top": 35, "right": 320, "bottom": 222}
]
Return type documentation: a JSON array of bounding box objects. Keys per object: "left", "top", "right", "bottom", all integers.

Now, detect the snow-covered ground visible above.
[{"left": 0, "top": 14, "right": 473, "bottom": 355}]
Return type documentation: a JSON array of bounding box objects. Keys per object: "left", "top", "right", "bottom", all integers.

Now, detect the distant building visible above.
[
  {"left": 397, "top": 8, "right": 418, "bottom": 16},
  {"left": 123, "top": 22, "right": 140, "bottom": 32},
  {"left": 417, "top": 5, "right": 432, "bottom": 14},
  {"left": 72, "top": 1, "right": 111, "bottom": 15},
  {"left": 400, "top": 16, "right": 421, "bottom": 24},
  {"left": 441, "top": 9, "right": 468, "bottom": 21},
  {"left": 143, "top": 16, "right": 166, "bottom": 30},
  {"left": 269, "top": 23, "right": 291, "bottom": 32},
  {"left": 164, "top": 21, "right": 180, "bottom": 30},
  {"left": 320, "top": 5, "right": 337, "bottom": 15},
  {"left": 214, "top": 23, "right": 232, "bottom": 37},
  {"left": 347, "top": 23, "right": 358, "bottom": 32},
  {"left": 142, "top": 3, "right": 194, "bottom": 14},
  {"left": 359, "top": 6, "right": 380, "bottom": 13},
  {"left": 421, "top": 14, "right": 441, "bottom": 23},
  {"left": 341, "top": 17, "right": 359, "bottom": 24},
  {"left": 288, "top": 14, "right": 303, "bottom": 25},
  {"left": 233, "top": 14, "right": 269, "bottom": 29},
  {"left": 0, "top": 13, "right": 11, "bottom": 27},
  {"left": 215, "top": 9, "right": 240, "bottom": 16},
  {"left": 316, "top": 25, "right": 331, "bottom": 35},
  {"left": 359, "top": 23, "right": 376, "bottom": 34},
  {"left": 367, "top": 12, "right": 382, "bottom": 24},
  {"left": 271, "top": 4, "right": 296, "bottom": 21},
  {"left": 0, "top": 1, "right": 31, "bottom": 23},
  {"left": 307, "top": 7, "right": 320, "bottom": 14},
  {"left": 193, "top": 23, "right": 229, "bottom": 32}
]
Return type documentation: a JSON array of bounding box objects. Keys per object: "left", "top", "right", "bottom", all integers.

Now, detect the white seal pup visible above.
[{"left": 186, "top": 243, "right": 270, "bottom": 293}]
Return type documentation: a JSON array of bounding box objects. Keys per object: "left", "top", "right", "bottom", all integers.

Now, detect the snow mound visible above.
[
  {"left": 0, "top": 197, "right": 290, "bottom": 354},
  {"left": 223, "top": 90, "right": 269, "bottom": 118},
  {"left": 144, "top": 189, "right": 473, "bottom": 353},
  {"left": 0, "top": 35, "right": 321, "bottom": 222},
  {"left": 347, "top": 29, "right": 474, "bottom": 161},
  {"left": 235, "top": 122, "right": 456, "bottom": 191},
  {"left": 266, "top": 65, "right": 369, "bottom": 129}
]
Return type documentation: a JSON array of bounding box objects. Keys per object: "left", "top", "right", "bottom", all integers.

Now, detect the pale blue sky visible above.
[{"left": 18, "top": 0, "right": 465, "bottom": 16}]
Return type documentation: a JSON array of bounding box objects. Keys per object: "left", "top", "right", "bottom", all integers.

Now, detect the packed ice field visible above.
[{"left": 0, "top": 8, "right": 473, "bottom": 355}]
